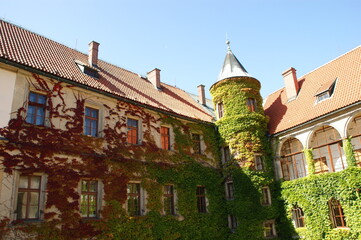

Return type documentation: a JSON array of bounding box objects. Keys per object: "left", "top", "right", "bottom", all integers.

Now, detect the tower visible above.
[
  {"left": 211, "top": 41, "right": 279, "bottom": 238},
  {"left": 210, "top": 40, "right": 268, "bottom": 168}
]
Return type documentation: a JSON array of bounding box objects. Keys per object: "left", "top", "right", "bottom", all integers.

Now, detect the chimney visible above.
[
  {"left": 197, "top": 84, "right": 206, "bottom": 105},
  {"left": 147, "top": 68, "right": 161, "bottom": 89},
  {"left": 88, "top": 41, "right": 100, "bottom": 66},
  {"left": 282, "top": 67, "right": 299, "bottom": 101}
]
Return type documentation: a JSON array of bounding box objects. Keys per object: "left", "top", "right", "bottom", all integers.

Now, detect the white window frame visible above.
[
  {"left": 126, "top": 181, "right": 146, "bottom": 216},
  {"left": 126, "top": 117, "right": 142, "bottom": 145},
  {"left": 261, "top": 186, "right": 272, "bottom": 206},
  {"left": 78, "top": 179, "right": 103, "bottom": 218},
  {"left": 12, "top": 172, "right": 47, "bottom": 221},
  {"left": 263, "top": 219, "right": 277, "bottom": 238}
]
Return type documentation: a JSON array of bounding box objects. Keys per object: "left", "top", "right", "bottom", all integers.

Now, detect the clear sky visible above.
[{"left": 1, "top": 0, "right": 360, "bottom": 99}]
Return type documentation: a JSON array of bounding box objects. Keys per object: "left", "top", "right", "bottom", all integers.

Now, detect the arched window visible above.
[
  {"left": 280, "top": 138, "right": 306, "bottom": 180},
  {"left": 310, "top": 126, "right": 346, "bottom": 173},
  {"left": 347, "top": 114, "right": 361, "bottom": 166},
  {"left": 291, "top": 206, "right": 305, "bottom": 228},
  {"left": 328, "top": 198, "right": 347, "bottom": 228}
]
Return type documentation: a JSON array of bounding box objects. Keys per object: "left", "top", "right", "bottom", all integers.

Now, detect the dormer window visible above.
[
  {"left": 75, "top": 60, "right": 99, "bottom": 78},
  {"left": 316, "top": 79, "right": 337, "bottom": 103}
]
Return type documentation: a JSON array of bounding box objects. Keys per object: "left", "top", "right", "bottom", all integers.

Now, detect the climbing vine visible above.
[{"left": 0, "top": 74, "right": 229, "bottom": 239}]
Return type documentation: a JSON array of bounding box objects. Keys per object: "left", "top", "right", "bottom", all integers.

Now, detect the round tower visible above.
[{"left": 210, "top": 41, "right": 268, "bottom": 169}]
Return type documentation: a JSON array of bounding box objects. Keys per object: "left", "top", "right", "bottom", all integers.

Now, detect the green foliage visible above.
[
  {"left": 303, "top": 148, "right": 315, "bottom": 175},
  {"left": 210, "top": 76, "right": 292, "bottom": 239},
  {"left": 281, "top": 167, "right": 361, "bottom": 240},
  {"left": 344, "top": 137, "right": 357, "bottom": 167}
]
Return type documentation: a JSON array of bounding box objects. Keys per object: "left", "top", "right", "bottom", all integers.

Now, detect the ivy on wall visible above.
[
  {"left": 210, "top": 76, "right": 293, "bottom": 240},
  {"left": 281, "top": 167, "right": 361, "bottom": 240},
  {"left": 0, "top": 74, "right": 229, "bottom": 239}
]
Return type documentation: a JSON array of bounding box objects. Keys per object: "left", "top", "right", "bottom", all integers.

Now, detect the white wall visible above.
[{"left": 0, "top": 69, "right": 16, "bottom": 129}]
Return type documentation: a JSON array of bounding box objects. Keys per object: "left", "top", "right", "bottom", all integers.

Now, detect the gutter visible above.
[
  {"left": 0, "top": 58, "right": 215, "bottom": 126},
  {"left": 272, "top": 101, "right": 361, "bottom": 137}
]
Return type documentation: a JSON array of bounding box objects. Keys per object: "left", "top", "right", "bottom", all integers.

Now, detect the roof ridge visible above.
[
  {"left": 265, "top": 45, "right": 361, "bottom": 98},
  {"left": 299, "top": 45, "right": 361, "bottom": 79},
  {"left": 0, "top": 19, "right": 146, "bottom": 82}
]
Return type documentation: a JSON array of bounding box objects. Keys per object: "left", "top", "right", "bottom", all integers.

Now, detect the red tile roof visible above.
[
  {"left": 264, "top": 45, "right": 361, "bottom": 135},
  {"left": 0, "top": 20, "right": 214, "bottom": 123}
]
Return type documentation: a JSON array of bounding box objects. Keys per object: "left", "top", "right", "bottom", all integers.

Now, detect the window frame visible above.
[
  {"left": 16, "top": 174, "right": 42, "bottom": 220},
  {"left": 84, "top": 106, "right": 99, "bottom": 137},
  {"left": 127, "top": 182, "right": 142, "bottom": 216},
  {"left": 328, "top": 198, "right": 347, "bottom": 228},
  {"left": 127, "top": 118, "right": 140, "bottom": 145},
  {"left": 246, "top": 98, "right": 257, "bottom": 112},
  {"left": 228, "top": 214, "right": 238, "bottom": 232},
  {"left": 160, "top": 126, "right": 171, "bottom": 150},
  {"left": 225, "top": 181, "right": 235, "bottom": 200},
  {"left": 217, "top": 102, "right": 224, "bottom": 119},
  {"left": 26, "top": 91, "right": 47, "bottom": 126},
  {"left": 292, "top": 206, "right": 305, "bottom": 228},
  {"left": 163, "top": 184, "right": 176, "bottom": 215},
  {"left": 196, "top": 186, "right": 207, "bottom": 213},
  {"left": 223, "top": 146, "right": 231, "bottom": 163},
  {"left": 192, "top": 133, "right": 202, "bottom": 154},
  {"left": 263, "top": 220, "right": 277, "bottom": 238},
  {"left": 80, "top": 179, "right": 100, "bottom": 218},
  {"left": 255, "top": 154, "right": 265, "bottom": 171},
  {"left": 261, "top": 186, "right": 272, "bottom": 206}
]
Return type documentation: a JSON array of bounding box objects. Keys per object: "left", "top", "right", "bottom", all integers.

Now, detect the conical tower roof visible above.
[{"left": 217, "top": 40, "right": 251, "bottom": 81}]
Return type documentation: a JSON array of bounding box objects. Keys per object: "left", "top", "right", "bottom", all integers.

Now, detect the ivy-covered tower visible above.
[
  {"left": 210, "top": 41, "right": 269, "bottom": 168},
  {"left": 211, "top": 41, "right": 285, "bottom": 239}
]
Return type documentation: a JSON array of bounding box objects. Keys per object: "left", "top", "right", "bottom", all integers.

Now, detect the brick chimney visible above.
[
  {"left": 88, "top": 41, "right": 100, "bottom": 66},
  {"left": 197, "top": 85, "right": 206, "bottom": 105},
  {"left": 147, "top": 68, "right": 161, "bottom": 89},
  {"left": 282, "top": 67, "right": 299, "bottom": 101}
]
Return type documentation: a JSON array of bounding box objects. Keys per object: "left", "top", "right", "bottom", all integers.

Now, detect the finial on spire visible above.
[{"left": 226, "top": 39, "right": 231, "bottom": 50}]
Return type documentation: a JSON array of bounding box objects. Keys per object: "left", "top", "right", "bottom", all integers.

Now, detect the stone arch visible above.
[
  {"left": 309, "top": 125, "right": 346, "bottom": 173},
  {"left": 279, "top": 137, "right": 307, "bottom": 180}
]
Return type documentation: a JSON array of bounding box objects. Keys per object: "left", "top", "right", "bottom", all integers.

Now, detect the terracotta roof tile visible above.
[
  {"left": 0, "top": 20, "right": 214, "bottom": 122},
  {"left": 264, "top": 45, "right": 361, "bottom": 135}
]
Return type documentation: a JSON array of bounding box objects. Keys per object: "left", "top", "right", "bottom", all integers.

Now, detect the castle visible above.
[{"left": 0, "top": 20, "right": 360, "bottom": 239}]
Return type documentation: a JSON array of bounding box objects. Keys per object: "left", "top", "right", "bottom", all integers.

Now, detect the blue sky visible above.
[{"left": 1, "top": 0, "right": 360, "bottom": 99}]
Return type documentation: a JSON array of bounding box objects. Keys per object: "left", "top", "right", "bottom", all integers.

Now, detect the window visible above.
[
  {"left": 161, "top": 126, "right": 170, "bottom": 150},
  {"left": 329, "top": 198, "right": 347, "bottom": 228},
  {"left": 127, "top": 118, "right": 139, "bottom": 144},
  {"left": 255, "top": 155, "right": 264, "bottom": 171},
  {"left": 226, "top": 181, "right": 235, "bottom": 200},
  {"left": 223, "top": 146, "right": 231, "bottom": 163},
  {"left": 292, "top": 206, "right": 305, "bottom": 228},
  {"left": 192, "top": 134, "right": 201, "bottom": 154},
  {"left": 163, "top": 185, "right": 175, "bottom": 215},
  {"left": 26, "top": 92, "right": 46, "bottom": 126},
  {"left": 246, "top": 98, "right": 257, "bottom": 112},
  {"left": 263, "top": 220, "right": 277, "bottom": 238},
  {"left": 84, "top": 107, "right": 99, "bottom": 137},
  {"left": 315, "top": 79, "right": 336, "bottom": 103},
  {"left": 196, "top": 186, "right": 207, "bottom": 213},
  {"left": 280, "top": 138, "right": 307, "bottom": 180},
  {"left": 16, "top": 175, "right": 42, "bottom": 220},
  {"left": 80, "top": 179, "right": 99, "bottom": 218},
  {"left": 76, "top": 60, "right": 99, "bottom": 78},
  {"left": 261, "top": 186, "right": 271, "bottom": 206},
  {"left": 228, "top": 215, "right": 238, "bottom": 231},
  {"left": 314, "top": 157, "right": 329, "bottom": 174},
  {"left": 127, "top": 183, "right": 141, "bottom": 216},
  {"left": 217, "top": 102, "right": 224, "bottom": 119}
]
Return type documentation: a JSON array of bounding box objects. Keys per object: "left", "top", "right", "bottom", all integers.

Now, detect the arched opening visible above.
[
  {"left": 280, "top": 138, "right": 306, "bottom": 180},
  {"left": 347, "top": 114, "right": 361, "bottom": 166},
  {"left": 310, "top": 126, "right": 346, "bottom": 173}
]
